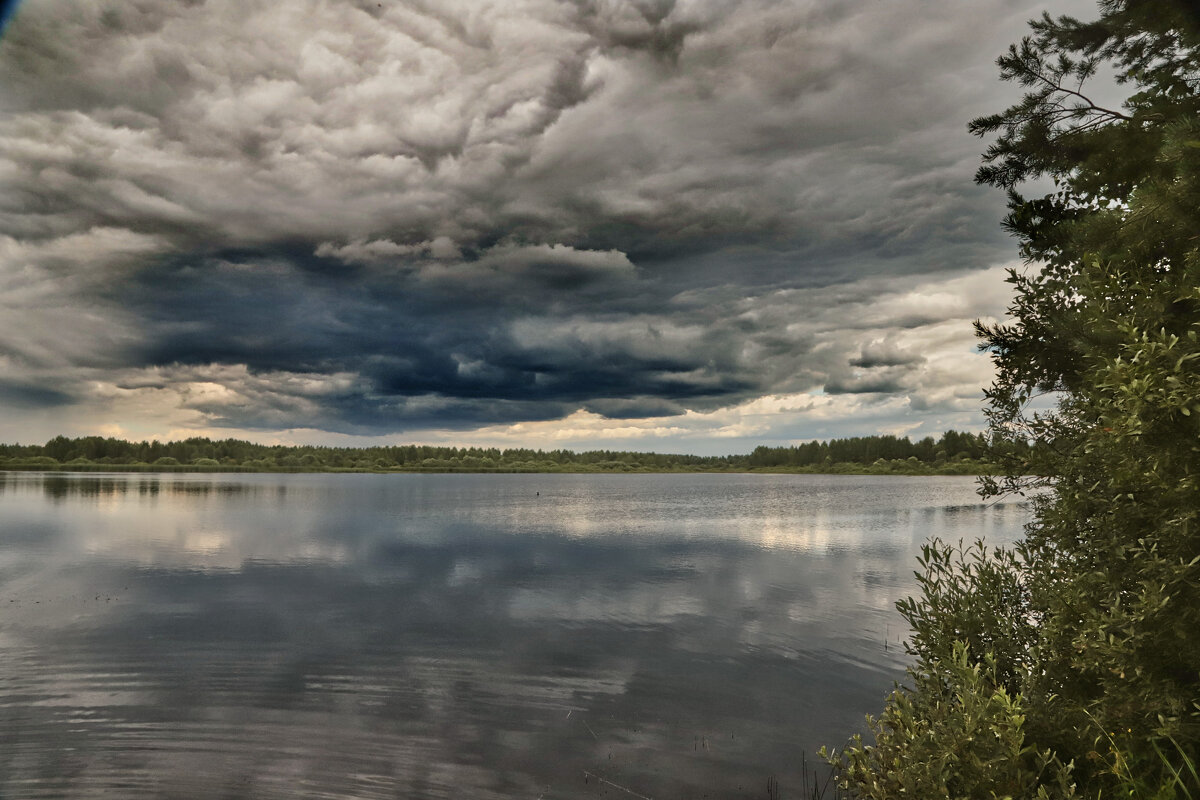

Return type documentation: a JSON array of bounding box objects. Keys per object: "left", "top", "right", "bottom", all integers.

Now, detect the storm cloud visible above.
[{"left": 0, "top": 0, "right": 1096, "bottom": 450}]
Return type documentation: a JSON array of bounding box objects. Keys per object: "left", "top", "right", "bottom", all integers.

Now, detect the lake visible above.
[{"left": 0, "top": 472, "right": 1029, "bottom": 799}]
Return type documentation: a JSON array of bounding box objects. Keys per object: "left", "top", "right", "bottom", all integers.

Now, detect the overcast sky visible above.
[{"left": 0, "top": 0, "right": 1095, "bottom": 454}]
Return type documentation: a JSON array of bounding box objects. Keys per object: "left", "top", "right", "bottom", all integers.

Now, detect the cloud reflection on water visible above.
[{"left": 0, "top": 472, "right": 1030, "bottom": 799}]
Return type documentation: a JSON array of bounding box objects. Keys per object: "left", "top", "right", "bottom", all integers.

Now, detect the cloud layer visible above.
[{"left": 0, "top": 0, "right": 1095, "bottom": 449}]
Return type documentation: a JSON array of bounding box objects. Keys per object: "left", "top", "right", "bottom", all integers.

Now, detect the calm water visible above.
[{"left": 0, "top": 472, "right": 1029, "bottom": 799}]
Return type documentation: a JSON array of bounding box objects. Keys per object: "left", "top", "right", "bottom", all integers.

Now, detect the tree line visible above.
[{"left": 0, "top": 430, "right": 995, "bottom": 473}]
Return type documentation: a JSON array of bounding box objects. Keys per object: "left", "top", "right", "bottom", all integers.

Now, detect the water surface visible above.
[{"left": 0, "top": 472, "right": 1029, "bottom": 799}]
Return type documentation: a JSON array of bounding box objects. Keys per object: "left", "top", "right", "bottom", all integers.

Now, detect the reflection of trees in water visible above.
[
  {"left": 0, "top": 472, "right": 295, "bottom": 503},
  {"left": 14, "top": 474, "right": 274, "bottom": 502}
]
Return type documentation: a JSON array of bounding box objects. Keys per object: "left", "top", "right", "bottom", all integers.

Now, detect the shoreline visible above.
[{"left": 0, "top": 463, "right": 994, "bottom": 476}]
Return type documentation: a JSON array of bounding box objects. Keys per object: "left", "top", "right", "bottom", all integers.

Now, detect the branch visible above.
[{"left": 1027, "top": 64, "right": 1132, "bottom": 122}]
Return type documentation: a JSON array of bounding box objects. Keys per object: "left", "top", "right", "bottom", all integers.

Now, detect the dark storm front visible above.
[{"left": 0, "top": 473, "right": 1028, "bottom": 799}]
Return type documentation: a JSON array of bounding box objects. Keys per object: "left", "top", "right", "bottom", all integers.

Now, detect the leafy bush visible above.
[
  {"left": 828, "top": 643, "right": 1077, "bottom": 800},
  {"left": 897, "top": 540, "right": 1035, "bottom": 695}
]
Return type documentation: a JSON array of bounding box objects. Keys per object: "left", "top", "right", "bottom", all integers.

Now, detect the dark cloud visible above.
[
  {"left": 0, "top": 379, "right": 74, "bottom": 408},
  {"left": 0, "top": 0, "right": 1098, "bottom": 441},
  {"left": 849, "top": 342, "right": 927, "bottom": 369},
  {"left": 823, "top": 373, "right": 911, "bottom": 396},
  {"left": 85, "top": 246, "right": 761, "bottom": 432}
]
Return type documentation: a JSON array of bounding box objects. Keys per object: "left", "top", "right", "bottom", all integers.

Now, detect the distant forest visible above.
[{"left": 0, "top": 430, "right": 1000, "bottom": 474}]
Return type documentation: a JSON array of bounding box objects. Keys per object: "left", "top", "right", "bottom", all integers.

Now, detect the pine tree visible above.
[{"left": 973, "top": 0, "right": 1200, "bottom": 779}]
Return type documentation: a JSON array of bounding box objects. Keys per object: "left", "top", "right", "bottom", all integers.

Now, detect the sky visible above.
[{"left": 0, "top": 0, "right": 1095, "bottom": 455}]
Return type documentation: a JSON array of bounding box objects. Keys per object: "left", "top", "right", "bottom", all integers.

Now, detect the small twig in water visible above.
[
  {"left": 583, "top": 770, "right": 654, "bottom": 800},
  {"left": 582, "top": 719, "right": 598, "bottom": 740}
]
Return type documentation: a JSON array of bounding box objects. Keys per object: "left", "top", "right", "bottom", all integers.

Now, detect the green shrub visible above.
[
  {"left": 897, "top": 540, "right": 1035, "bottom": 695},
  {"left": 21, "top": 456, "right": 60, "bottom": 466},
  {"left": 827, "top": 643, "right": 1077, "bottom": 800}
]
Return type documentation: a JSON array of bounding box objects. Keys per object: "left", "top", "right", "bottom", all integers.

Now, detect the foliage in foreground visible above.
[
  {"left": 828, "top": 1, "right": 1200, "bottom": 797},
  {"left": 836, "top": 641, "right": 1077, "bottom": 800}
]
